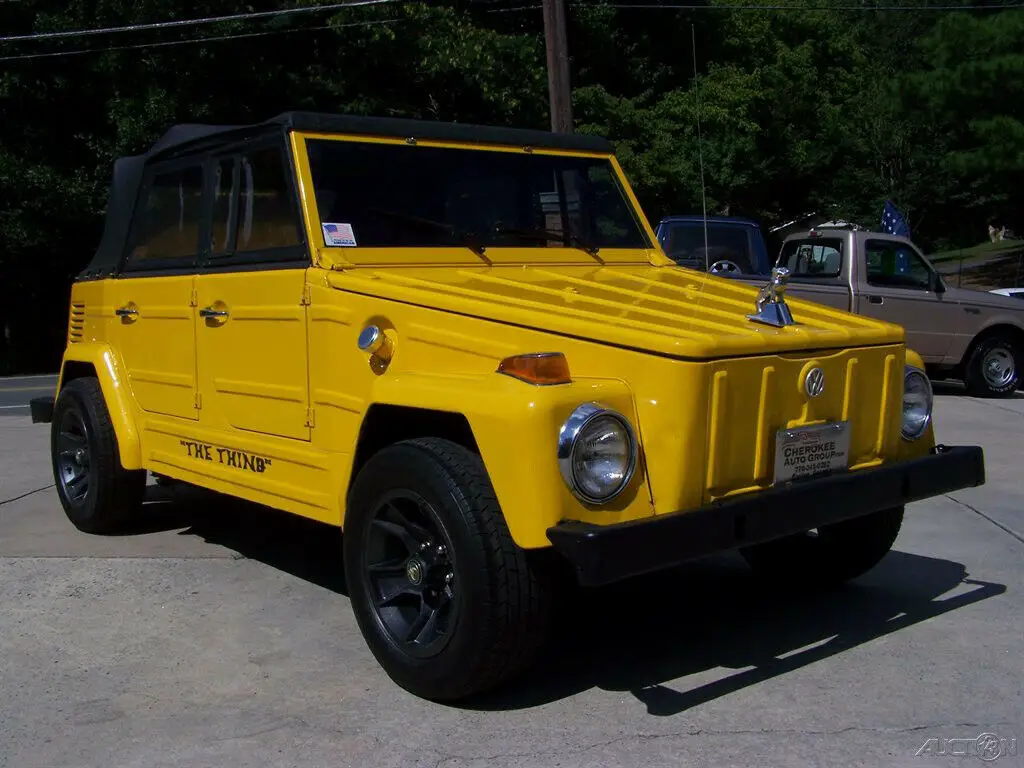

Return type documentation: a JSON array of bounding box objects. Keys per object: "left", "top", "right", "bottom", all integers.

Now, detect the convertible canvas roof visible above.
[{"left": 79, "top": 111, "right": 615, "bottom": 279}]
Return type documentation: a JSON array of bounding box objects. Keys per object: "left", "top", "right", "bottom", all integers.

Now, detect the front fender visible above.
[
  {"left": 59, "top": 343, "right": 142, "bottom": 469},
  {"left": 367, "top": 372, "right": 655, "bottom": 548}
]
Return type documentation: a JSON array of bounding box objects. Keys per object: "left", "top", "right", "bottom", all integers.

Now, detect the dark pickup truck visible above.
[{"left": 654, "top": 215, "right": 772, "bottom": 276}]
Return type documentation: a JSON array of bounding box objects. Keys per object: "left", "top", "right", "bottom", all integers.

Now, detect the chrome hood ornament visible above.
[{"left": 747, "top": 266, "right": 797, "bottom": 328}]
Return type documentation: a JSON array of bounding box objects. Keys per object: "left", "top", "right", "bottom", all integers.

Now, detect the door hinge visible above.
[
  {"left": 305, "top": 407, "right": 315, "bottom": 428},
  {"left": 189, "top": 287, "right": 198, "bottom": 307},
  {"left": 300, "top": 284, "right": 312, "bottom": 306},
  {"left": 193, "top": 392, "right": 202, "bottom": 410}
]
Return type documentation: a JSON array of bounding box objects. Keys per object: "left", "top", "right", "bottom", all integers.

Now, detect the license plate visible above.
[{"left": 773, "top": 421, "right": 851, "bottom": 483}]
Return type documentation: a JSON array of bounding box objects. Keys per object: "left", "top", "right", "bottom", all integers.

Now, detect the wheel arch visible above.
[
  {"left": 959, "top": 322, "right": 1024, "bottom": 368},
  {"left": 341, "top": 373, "right": 654, "bottom": 549},
  {"left": 57, "top": 344, "right": 142, "bottom": 469},
  {"left": 349, "top": 404, "right": 480, "bottom": 490}
]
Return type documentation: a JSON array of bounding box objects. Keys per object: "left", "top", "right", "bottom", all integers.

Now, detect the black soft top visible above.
[{"left": 81, "top": 111, "right": 614, "bottom": 279}]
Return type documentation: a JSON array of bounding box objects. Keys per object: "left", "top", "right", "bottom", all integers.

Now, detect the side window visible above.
[
  {"left": 865, "top": 240, "right": 932, "bottom": 290},
  {"left": 126, "top": 164, "right": 204, "bottom": 265},
  {"left": 235, "top": 146, "right": 301, "bottom": 253},
  {"left": 778, "top": 238, "right": 843, "bottom": 278},
  {"left": 583, "top": 165, "right": 649, "bottom": 248}
]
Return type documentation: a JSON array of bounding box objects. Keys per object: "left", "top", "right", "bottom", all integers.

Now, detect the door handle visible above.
[
  {"left": 199, "top": 307, "right": 229, "bottom": 318},
  {"left": 114, "top": 306, "right": 138, "bottom": 317},
  {"left": 868, "top": 295, "right": 884, "bottom": 304}
]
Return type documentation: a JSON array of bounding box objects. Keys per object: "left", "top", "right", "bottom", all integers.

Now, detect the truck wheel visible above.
[
  {"left": 739, "top": 506, "right": 904, "bottom": 587},
  {"left": 50, "top": 377, "right": 146, "bottom": 534},
  {"left": 343, "top": 437, "right": 552, "bottom": 701},
  {"left": 964, "top": 334, "right": 1020, "bottom": 397}
]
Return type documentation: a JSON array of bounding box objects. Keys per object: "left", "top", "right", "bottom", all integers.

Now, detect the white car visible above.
[{"left": 990, "top": 288, "right": 1024, "bottom": 299}]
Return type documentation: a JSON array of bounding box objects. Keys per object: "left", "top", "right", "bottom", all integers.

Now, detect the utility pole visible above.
[{"left": 542, "top": 0, "right": 573, "bottom": 133}]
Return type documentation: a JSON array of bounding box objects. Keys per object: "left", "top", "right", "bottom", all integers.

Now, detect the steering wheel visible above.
[{"left": 708, "top": 259, "right": 743, "bottom": 275}]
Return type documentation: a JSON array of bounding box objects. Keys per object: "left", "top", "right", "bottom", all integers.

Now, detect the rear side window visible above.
[
  {"left": 778, "top": 238, "right": 843, "bottom": 278},
  {"left": 126, "top": 164, "right": 204, "bottom": 265}
]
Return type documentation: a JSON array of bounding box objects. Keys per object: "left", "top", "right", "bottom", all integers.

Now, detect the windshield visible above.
[{"left": 304, "top": 138, "right": 650, "bottom": 252}]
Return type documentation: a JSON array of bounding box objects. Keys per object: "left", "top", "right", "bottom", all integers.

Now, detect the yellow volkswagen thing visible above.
[{"left": 31, "top": 112, "right": 985, "bottom": 701}]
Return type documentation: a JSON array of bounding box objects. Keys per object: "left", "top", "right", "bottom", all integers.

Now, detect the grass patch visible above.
[{"left": 928, "top": 239, "right": 1024, "bottom": 265}]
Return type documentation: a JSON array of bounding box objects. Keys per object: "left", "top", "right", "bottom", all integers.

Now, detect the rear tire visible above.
[
  {"left": 50, "top": 377, "right": 146, "bottom": 534},
  {"left": 343, "top": 437, "right": 552, "bottom": 701},
  {"left": 964, "top": 334, "right": 1020, "bottom": 397},
  {"left": 739, "top": 506, "right": 904, "bottom": 587}
]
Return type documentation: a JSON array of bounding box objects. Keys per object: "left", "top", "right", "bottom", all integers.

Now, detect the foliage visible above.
[{"left": 0, "top": 0, "right": 1022, "bottom": 372}]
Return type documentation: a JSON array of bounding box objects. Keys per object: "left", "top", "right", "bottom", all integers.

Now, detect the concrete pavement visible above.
[{"left": 0, "top": 391, "right": 1021, "bottom": 768}]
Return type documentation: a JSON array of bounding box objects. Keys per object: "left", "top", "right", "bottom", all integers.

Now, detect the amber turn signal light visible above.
[{"left": 497, "top": 353, "right": 571, "bottom": 385}]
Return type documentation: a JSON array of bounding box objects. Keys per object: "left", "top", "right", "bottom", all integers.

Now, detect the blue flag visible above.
[{"left": 881, "top": 200, "right": 911, "bottom": 238}]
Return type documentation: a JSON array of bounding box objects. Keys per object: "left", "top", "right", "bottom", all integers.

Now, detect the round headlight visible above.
[
  {"left": 902, "top": 366, "right": 933, "bottom": 441},
  {"left": 557, "top": 403, "right": 638, "bottom": 504}
]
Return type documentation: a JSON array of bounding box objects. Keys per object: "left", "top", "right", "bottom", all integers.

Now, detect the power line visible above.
[
  {"left": 596, "top": 2, "right": 1023, "bottom": 8},
  {"left": 0, "top": 0, "right": 404, "bottom": 44},
  {"left": 490, "top": 1, "right": 1022, "bottom": 10},
  {"left": 1, "top": 0, "right": 1017, "bottom": 60},
  {"left": 0, "top": 19, "right": 400, "bottom": 62}
]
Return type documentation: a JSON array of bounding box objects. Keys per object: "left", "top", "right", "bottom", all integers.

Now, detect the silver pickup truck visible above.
[{"left": 745, "top": 229, "right": 1024, "bottom": 398}]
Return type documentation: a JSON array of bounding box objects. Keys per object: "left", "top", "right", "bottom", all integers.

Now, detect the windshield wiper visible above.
[
  {"left": 493, "top": 226, "right": 600, "bottom": 256},
  {"left": 365, "top": 208, "right": 488, "bottom": 256}
]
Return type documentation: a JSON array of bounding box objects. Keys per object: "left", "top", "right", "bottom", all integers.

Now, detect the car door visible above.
[
  {"left": 193, "top": 140, "right": 312, "bottom": 442},
  {"left": 854, "top": 238, "right": 954, "bottom": 363},
  {"left": 113, "top": 159, "right": 202, "bottom": 421}
]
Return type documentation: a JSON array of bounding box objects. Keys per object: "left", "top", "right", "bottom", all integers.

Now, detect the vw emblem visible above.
[{"left": 804, "top": 367, "right": 825, "bottom": 398}]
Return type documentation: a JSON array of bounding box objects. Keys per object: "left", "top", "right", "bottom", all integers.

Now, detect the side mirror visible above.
[{"left": 932, "top": 272, "right": 946, "bottom": 294}]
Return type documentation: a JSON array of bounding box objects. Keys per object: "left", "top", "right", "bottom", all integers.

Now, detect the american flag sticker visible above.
[{"left": 322, "top": 222, "right": 357, "bottom": 247}]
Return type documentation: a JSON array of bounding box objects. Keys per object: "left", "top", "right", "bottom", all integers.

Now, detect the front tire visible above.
[
  {"left": 964, "top": 334, "right": 1020, "bottom": 397},
  {"left": 343, "top": 438, "right": 552, "bottom": 701},
  {"left": 739, "top": 506, "right": 904, "bottom": 587},
  {"left": 50, "top": 377, "right": 146, "bottom": 534}
]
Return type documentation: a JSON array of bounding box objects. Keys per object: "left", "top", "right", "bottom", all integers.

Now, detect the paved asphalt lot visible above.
[
  {"left": 0, "top": 374, "right": 57, "bottom": 415},
  {"left": 1, "top": 382, "right": 1021, "bottom": 767}
]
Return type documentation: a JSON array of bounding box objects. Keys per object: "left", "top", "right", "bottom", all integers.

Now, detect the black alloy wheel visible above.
[{"left": 361, "top": 490, "right": 459, "bottom": 658}]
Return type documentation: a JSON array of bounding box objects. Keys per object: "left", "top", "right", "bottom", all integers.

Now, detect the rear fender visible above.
[
  {"left": 362, "top": 371, "right": 655, "bottom": 549},
  {"left": 59, "top": 343, "right": 142, "bottom": 469}
]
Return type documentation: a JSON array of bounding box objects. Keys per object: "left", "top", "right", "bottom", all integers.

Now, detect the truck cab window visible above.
[
  {"left": 865, "top": 240, "right": 933, "bottom": 290},
  {"left": 778, "top": 238, "right": 843, "bottom": 278}
]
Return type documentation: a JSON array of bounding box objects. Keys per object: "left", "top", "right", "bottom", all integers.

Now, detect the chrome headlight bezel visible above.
[
  {"left": 901, "top": 365, "right": 934, "bottom": 441},
  {"left": 557, "top": 402, "right": 638, "bottom": 505}
]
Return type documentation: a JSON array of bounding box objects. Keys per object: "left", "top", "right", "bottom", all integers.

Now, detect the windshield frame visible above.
[{"left": 289, "top": 130, "right": 660, "bottom": 267}]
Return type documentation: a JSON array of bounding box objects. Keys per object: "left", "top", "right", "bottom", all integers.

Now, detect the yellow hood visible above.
[{"left": 326, "top": 264, "right": 904, "bottom": 359}]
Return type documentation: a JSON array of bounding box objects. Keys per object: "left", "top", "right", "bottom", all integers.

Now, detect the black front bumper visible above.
[
  {"left": 546, "top": 444, "right": 985, "bottom": 587},
  {"left": 30, "top": 396, "right": 54, "bottom": 424}
]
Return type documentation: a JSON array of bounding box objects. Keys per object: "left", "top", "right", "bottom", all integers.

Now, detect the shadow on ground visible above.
[
  {"left": 931, "top": 380, "right": 1023, "bottom": 399},
  {"left": 124, "top": 481, "right": 1007, "bottom": 716},
  {"left": 118, "top": 481, "right": 348, "bottom": 594}
]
